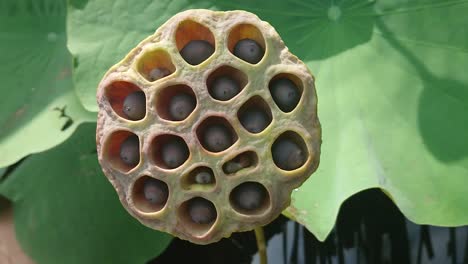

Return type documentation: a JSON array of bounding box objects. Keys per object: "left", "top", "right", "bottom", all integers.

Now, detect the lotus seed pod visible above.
[
  {"left": 96, "top": 9, "right": 321, "bottom": 245},
  {"left": 122, "top": 91, "right": 146, "bottom": 120}
]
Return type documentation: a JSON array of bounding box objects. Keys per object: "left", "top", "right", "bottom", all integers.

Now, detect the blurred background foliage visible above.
[{"left": 0, "top": 0, "right": 467, "bottom": 263}]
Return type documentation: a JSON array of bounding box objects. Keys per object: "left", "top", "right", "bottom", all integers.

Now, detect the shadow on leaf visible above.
[{"left": 376, "top": 19, "right": 468, "bottom": 162}]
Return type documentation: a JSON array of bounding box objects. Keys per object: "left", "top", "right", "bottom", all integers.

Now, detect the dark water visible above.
[{"left": 151, "top": 189, "right": 468, "bottom": 264}]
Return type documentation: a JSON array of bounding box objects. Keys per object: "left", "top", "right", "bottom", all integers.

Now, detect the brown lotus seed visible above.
[
  {"left": 231, "top": 182, "right": 267, "bottom": 212},
  {"left": 168, "top": 93, "right": 196, "bottom": 121},
  {"left": 202, "top": 124, "right": 233, "bottom": 152},
  {"left": 195, "top": 171, "right": 214, "bottom": 184},
  {"left": 233, "top": 38, "right": 264, "bottom": 64},
  {"left": 180, "top": 40, "right": 214, "bottom": 65},
  {"left": 123, "top": 91, "right": 146, "bottom": 120},
  {"left": 161, "top": 137, "right": 189, "bottom": 169},
  {"left": 272, "top": 137, "right": 305, "bottom": 170},
  {"left": 149, "top": 67, "right": 171, "bottom": 81},
  {"left": 188, "top": 198, "right": 217, "bottom": 224},
  {"left": 119, "top": 135, "right": 139, "bottom": 167},
  {"left": 143, "top": 178, "right": 169, "bottom": 205}
]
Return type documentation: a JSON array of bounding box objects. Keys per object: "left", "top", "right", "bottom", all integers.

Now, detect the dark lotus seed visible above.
[
  {"left": 233, "top": 38, "right": 264, "bottom": 64},
  {"left": 239, "top": 108, "right": 269, "bottom": 133},
  {"left": 223, "top": 154, "right": 253, "bottom": 174},
  {"left": 119, "top": 135, "right": 139, "bottom": 167},
  {"left": 161, "top": 138, "right": 189, "bottom": 169},
  {"left": 180, "top": 40, "right": 214, "bottom": 65},
  {"left": 143, "top": 178, "right": 168, "bottom": 205},
  {"left": 188, "top": 198, "right": 216, "bottom": 224},
  {"left": 122, "top": 91, "right": 146, "bottom": 120},
  {"left": 195, "top": 171, "right": 214, "bottom": 184},
  {"left": 223, "top": 162, "right": 243, "bottom": 174},
  {"left": 269, "top": 78, "right": 300, "bottom": 112},
  {"left": 168, "top": 93, "right": 196, "bottom": 121},
  {"left": 149, "top": 67, "right": 170, "bottom": 81},
  {"left": 232, "top": 182, "right": 267, "bottom": 211},
  {"left": 210, "top": 76, "right": 240, "bottom": 101},
  {"left": 202, "top": 124, "right": 233, "bottom": 152},
  {"left": 272, "top": 137, "right": 306, "bottom": 170}
]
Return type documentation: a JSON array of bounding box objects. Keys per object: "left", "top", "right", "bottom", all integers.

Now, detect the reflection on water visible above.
[{"left": 151, "top": 189, "right": 467, "bottom": 264}]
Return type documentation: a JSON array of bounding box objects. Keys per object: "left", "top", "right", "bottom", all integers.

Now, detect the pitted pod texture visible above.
[{"left": 96, "top": 9, "right": 321, "bottom": 244}]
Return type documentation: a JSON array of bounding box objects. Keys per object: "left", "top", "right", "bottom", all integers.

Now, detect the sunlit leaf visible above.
[{"left": 0, "top": 0, "right": 95, "bottom": 167}]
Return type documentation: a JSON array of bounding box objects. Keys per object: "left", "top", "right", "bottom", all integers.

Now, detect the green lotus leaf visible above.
[
  {"left": 67, "top": 0, "right": 468, "bottom": 241},
  {"left": 0, "top": 0, "right": 95, "bottom": 167},
  {"left": 0, "top": 123, "right": 172, "bottom": 264}
]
